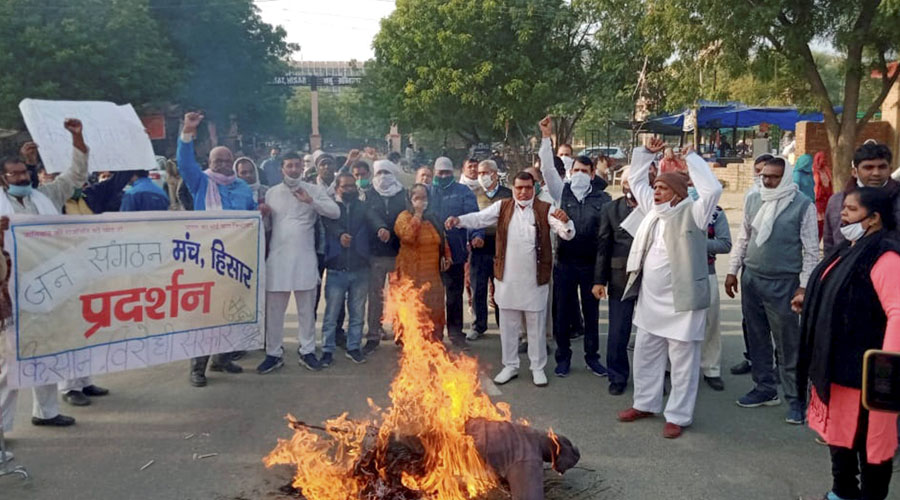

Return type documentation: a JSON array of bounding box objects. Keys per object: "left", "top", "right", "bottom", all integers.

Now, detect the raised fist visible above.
[
  {"left": 539, "top": 115, "right": 552, "bottom": 138},
  {"left": 64, "top": 119, "right": 83, "bottom": 135},
  {"left": 183, "top": 112, "right": 204, "bottom": 135}
]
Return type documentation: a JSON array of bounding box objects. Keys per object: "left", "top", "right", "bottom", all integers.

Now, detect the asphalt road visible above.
[{"left": 2, "top": 199, "right": 898, "bottom": 500}]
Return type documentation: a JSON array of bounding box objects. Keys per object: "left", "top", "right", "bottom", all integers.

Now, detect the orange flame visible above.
[
  {"left": 264, "top": 278, "right": 512, "bottom": 499},
  {"left": 547, "top": 427, "right": 561, "bottom": 472}
]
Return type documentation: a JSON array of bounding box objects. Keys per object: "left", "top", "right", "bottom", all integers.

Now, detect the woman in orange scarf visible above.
[{"left": 394, "top": 184, "right": 451, "bottom": 341}]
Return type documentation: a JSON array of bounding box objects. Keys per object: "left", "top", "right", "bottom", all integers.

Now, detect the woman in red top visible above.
[
  {"left": 796, "top": 187, "right": 900, "bottom": 500},
  {"left": 812, "top": 152, "right": 834, "bottom": 239}
]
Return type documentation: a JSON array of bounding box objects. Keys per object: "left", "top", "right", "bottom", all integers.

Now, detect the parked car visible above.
[{"left": 576, "top": 146, "right": 626, "bottom": 161}]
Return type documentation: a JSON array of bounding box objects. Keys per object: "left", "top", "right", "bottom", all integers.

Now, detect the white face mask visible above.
[
  {"left": 561, "top": 156, "right": 574, "bottom": 172},
  {"left": 652, "top": 200, "right": 680, "bottom": 216},
  {"left": 478, "top": 174, "right": 495, "bottom": 191},
  {"left": 840, "top": 217, "right": 869, "bottom": 242},
  {"left": 569, "top": 172, "right": 591, "bottom": 201}
]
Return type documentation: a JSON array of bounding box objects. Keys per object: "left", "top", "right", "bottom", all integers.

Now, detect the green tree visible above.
[
  {"left": 0, "top": 0, "right": 178, "bottom": 127},
  {"left": 644, "top": 0, "right": 900, "bottom": 186},
  {"left": 370, "top": 0, "right": 591, "bottom": 146},
  {"left": 148, "top": 0, "right": 296, "bottom": 138}
]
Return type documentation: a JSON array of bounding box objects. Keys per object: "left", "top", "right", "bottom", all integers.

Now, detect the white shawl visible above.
[{"left": 751, "top": 157, "right": 797, "bottom": 246}]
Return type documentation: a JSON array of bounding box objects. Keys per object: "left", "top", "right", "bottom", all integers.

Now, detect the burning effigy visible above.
[{"left": 264, "top": 278, "right": 579, "bottom": 500}]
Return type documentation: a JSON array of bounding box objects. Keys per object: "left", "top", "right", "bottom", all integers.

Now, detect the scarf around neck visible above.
[
  {"left": 751, "top": 158, "right": 797, "bottom": 246},
  {"left": 203, "top": 170, "right": 236, "bottom": 211},
  {"left": 626, "top": 197, "right": 691, "bottom": 275}
]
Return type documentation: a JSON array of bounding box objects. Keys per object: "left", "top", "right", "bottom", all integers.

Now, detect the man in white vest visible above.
[
  {"left": 616, "top": 138, "right": 723, "bottom": 439},
  {"left": 0, "top": 119, "right": 89, "bottom": 453}
]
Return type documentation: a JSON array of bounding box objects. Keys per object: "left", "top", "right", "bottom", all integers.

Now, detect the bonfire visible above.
[{"left": 264, "top": 278, "right": 517, "bottom": 500}]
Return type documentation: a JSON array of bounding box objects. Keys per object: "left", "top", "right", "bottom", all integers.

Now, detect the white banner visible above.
[
  {"left": 4, "top": 211, "right": 265, "bottom": 388},
  {"left": 19, "top": 98, "right": 157, "bottom": 174}
]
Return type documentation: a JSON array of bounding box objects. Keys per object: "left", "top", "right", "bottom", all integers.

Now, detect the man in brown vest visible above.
[{"left": 446, "top": 172, "right": 575, "bottom": 387}]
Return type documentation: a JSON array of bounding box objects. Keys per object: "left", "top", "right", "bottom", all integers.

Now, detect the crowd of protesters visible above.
[{"left": 0, "top": 112, "right": 897, "bottom": 499}]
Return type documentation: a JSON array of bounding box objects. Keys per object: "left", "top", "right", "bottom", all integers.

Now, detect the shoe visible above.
[
  {"left": 320, "top": 352, "right": 334, "bottom": 368},
  {"left": 569, "top": 330, "right": 584, "bottom": 339},
  {"left": 230, "top": 350, "right": 247, "bottom": 361},
  {"left": 617, "top": 408, "right": 654, "bottom": 422},
  {"left": 209, "top": 361, "right": 243, "bottom": 374},
  {"left": 345, "top": 350, "right": 366, "bottom": 364},
  {"left": 362, "top": 340, "right": 380, "bottom": 356},
  {"left": 62, "top": 390, "right": 90, "bottom": 407},
  {"left": 532, "top": 370, "right": 548, "bottom": 387},
  {"left": 465, "top": 331, "right": 483, "bottom": 341},
  {"left": 82, "top": 385, "right": 109, "bottom": 397},
  {"left": 663, "top": 422, "right": 683, "bottom": 439},
  {"left": 737, "top": 389, "right": 781, "bottom": 408},
  {"left": 730, "top": 360, "right": 751, "bottom": 375},
  {"left": 493, "top": 367, "right": 519, "bottom": 385},
  {"left": 256, "top": 355, "right": 284, "bottom": 374},
  {"left": 31, "top": 414, "right": 75, "bottom": 427},
  {"left": 608, "top": 383, "right": 626, "bottom": 396},
  {"left": 190, "top": 371, "right": 207, "bottom": 387},
  {"left": 554, "top": 358, "right": 571, "bottom": 378},
  {"left": 704, "top": 376, "right": 725, "bottom": 391},
  {"left": 586, "top": 359, "right": 608, "bottom": 377},
  {"left": 786, "top": 400, "right": 805, "bottom": 425},
  {"left": 0, "top": 450, "right": 12, "bottom": 463},
  {"left": 518, "top": 341, "right": 528, "bottom": 354},
  {"left": 298, "top": 353, "right": 323, "bottom": 371}
]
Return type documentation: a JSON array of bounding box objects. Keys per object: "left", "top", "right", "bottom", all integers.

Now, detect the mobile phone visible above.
[{"left": 862, "top": 349, "right": 900, "bottom": 414}]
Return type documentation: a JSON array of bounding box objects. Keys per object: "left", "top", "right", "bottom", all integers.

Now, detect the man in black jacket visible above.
[
  {"left": 592, "top": 165, "right": 655, "bottom": 395},
  {"left": 467, "top": 159, "right": 512, "bottom": 341},
  {"left": 321, "top": 173, "right": 371, "bottom": 365},
  {"left": 362, "top": 160, "right": 407, "bottom": 355},
  {"left": 552, "top": 156, "right": 612, "bottom": 378}
]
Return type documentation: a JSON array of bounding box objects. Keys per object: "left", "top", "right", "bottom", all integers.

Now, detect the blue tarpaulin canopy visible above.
[{"left": 643, "top": 100, "right": 842, "bottom": 132}]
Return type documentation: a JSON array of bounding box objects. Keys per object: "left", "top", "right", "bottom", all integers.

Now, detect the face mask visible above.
[
  {"left": 652, "top": 200, "right": 681, "bottom": 216},
  {"left": 356, "top": 178, "right": 371, "bottom": 189},
  {"left": 687, "top": 186, "right": 699, "bottom": 200},
  {"left": 840, "top": 216, "right": 869, "bottom": 242},
  {"left": 283, "top": 176, "right": 302, "bottom": 189},
  {"left": 341, "top": 191, "right": 358, "bottom": 202},
  {"left": 478, "top": 174, "right": 494, "bottom": 191},
  {"left": 561, "top": 156, "right": 574, "bottom": 172},
  {"left": 535, "top": 183, "right": 542, "bottom": 196},
  {"left": 7, "top": 183, "right": 32, "bottom": 197},
  {"left": 433, "top": 175, "right": 454, "bottom": 188},
  {"left": 569, "top": 172, "right": 591, "bottom": 201}
]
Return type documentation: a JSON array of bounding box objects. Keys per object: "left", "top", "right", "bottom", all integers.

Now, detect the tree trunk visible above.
[{"left": 828, "top": 120, "right": 857, "bottom": 191}]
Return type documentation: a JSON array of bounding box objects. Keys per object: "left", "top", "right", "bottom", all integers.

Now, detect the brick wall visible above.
[
  {"left": 795, "top": 120, "right": 894, "bottom": 158},
  {"left": 713, "top": 160, "right": 757, "bottom": 192}
]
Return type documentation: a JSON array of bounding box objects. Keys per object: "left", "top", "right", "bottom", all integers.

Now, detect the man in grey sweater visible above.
[{"left": 725, "top": 156, "right": 818, "bottom": 425}]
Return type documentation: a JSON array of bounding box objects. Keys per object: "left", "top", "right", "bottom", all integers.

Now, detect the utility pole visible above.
[{"left": 309, "top": 77, "right": 321, "bottom": 151}]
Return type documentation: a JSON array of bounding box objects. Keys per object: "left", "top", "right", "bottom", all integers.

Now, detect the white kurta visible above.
[
  {"left": 265, "top": 182, "right": 340, "bottom": 292},
  {"left": 628, "top": 148, "right": 721, "bottom": 342},
  {"left": 457, "top": 200, "right": 575, "bottom": 311}
]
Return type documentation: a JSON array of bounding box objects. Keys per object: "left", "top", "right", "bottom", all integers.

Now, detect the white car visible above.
[
  {"left": 148, "top": 155, "right": 168, "bottom": 190},
  {"left": 577, "top": 146, "right": 626, "bottom": 161}
]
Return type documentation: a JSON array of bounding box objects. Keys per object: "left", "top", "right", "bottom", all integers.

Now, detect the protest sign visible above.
[
  {"left": 18, "top": 99, "right": 157, "bottom": 174},
  {"left": 4, "top": 211, "right": 265, "bottom": 388}
]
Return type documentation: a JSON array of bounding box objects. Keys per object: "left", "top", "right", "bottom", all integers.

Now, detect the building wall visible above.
[
  {"left": 713, "top": 160, "right": 757, "bottom": 193},
  {"left": 795, "top": 120, "right": 893, "bottom": 160}
]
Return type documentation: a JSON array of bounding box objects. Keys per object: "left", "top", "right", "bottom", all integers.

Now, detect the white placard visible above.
[{"left": 18, "top": 99, "right": 157, "bottom": 173}]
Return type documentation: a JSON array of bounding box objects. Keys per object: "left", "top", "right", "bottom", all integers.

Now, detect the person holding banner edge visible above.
[
  {"left": 0, "top": 118, "right": 89, "bottom": 442},
  {"left": 178, "top": 111, "right": 265, "bottom": 387}
]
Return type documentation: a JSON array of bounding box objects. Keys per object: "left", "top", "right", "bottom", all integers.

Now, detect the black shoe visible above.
[
  {"left": 345, "top": 350, "right": 366, "bottom": 364},
  {"left": 518, "top": 341, "right": 528, "bottom": 354},
  {"left": 730, "top": 360, "right": 751, "bottom": 375},
  {"left": 190, "top": 371, "right": 207, "bottom": 387},
  {"left": 320, "top": 352, "right": 334, "bottom": 368},
  {"left": 82, "top": 385, "right": 109, "bottom": 397},
  {"left": 32, "top": 414, "right": 76, "bottom": 427},
  {"left": 608, "top": 383, "right": 626, "bottom": 396},
  {"left": 704, "top": 376, "right": 725, "bottom": 391},
  {"left": 230, "top": 350, "right": 248, "bottom": 361},
  {"left": 62, "top": 390, "right": 90, "bottom": 406},
  {"left": 451, "top": 339, "right": 469, "bottom": 351},
  {"left": 362, "top": 340, "right": 380, "bottom": 356},
  {"left": 209, "top": 361, "right": 243, "bottom": 374}
]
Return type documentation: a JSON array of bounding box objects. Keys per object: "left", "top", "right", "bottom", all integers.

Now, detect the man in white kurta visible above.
[
  {"left": 0, "top": 119, "right": 88, "bottom": 447},
  {"left": 257, "top": 153, "right": 339, "bottom": 374},
  {"left": 618, "top": 139, "right": 722, "bottom": 438},
  {"left": 447, "top": 173, "right": 574, "bottom": 387}
]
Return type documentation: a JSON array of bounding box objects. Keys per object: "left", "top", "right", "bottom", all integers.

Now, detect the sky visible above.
[{"left": 254, "top": 0, "right": 396, "bottom": 62}]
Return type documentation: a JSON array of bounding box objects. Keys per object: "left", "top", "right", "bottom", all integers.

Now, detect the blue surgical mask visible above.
[
  {"left": 687, "top": 186, "right": 699, "bottom": 200},
  {"left": 7, "top": 183, "right": 33, "bottom": 197}
]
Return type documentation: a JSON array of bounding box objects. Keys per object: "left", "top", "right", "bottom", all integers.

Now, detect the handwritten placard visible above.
[
  {"left": 18, "top": 98, "right": 157, "bottom": 174},
  {"left": 4, "top": 211, "right": 265, "bottom": 388}
]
